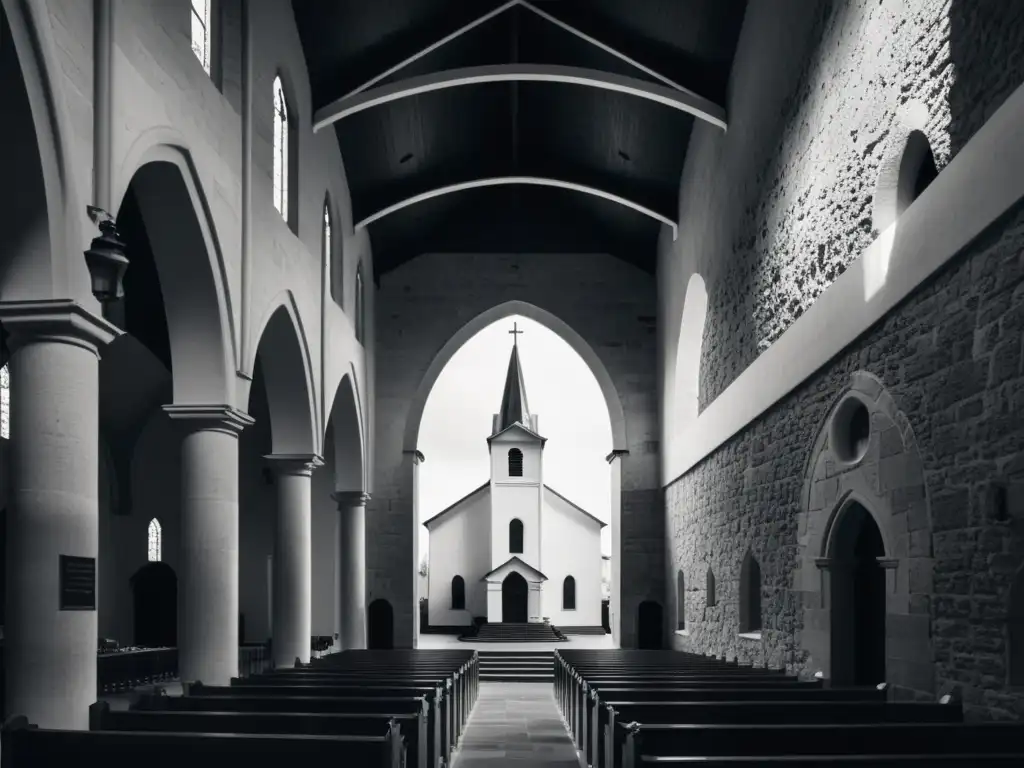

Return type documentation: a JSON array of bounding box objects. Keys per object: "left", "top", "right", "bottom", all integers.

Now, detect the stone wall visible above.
[{"left": 664, "top": 0, "right": 1024, "bottom": 720}]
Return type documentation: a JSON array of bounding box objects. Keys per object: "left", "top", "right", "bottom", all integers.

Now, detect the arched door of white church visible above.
[{"left": 501, "top": 572, "right": 528, "bottom": 622}]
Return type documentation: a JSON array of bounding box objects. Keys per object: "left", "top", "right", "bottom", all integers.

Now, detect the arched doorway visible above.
[
  {"left": 367, "top": 599, "right": 394, "bottom": 649},
  {"left": 637, "top": 600, "right": 663, "bottom": 649},
  {"left": 829, "top": 502, "right": 886, "bottom": 686},
  {"left": 502, "top": 571, "right": 528, "bottom": 623},
  {"left": 131, "top": 562, "right": 177, "bottom": 648}
]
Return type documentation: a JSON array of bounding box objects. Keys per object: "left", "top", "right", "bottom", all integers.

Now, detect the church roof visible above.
[
  {"left": 544, "top": 485, "right": 608, "bottom": 529},
  {"left": 481, "top": 556, "right": 548, "bottom": 582},
  {"left": 420, "top": 482, "right": 489, "bottom": 529},
  {"left": 486, "top": 420, "right": 546, "bottom": 444},
  {"left": 493, "top": 339, "right": 531, "bottom": 435}
]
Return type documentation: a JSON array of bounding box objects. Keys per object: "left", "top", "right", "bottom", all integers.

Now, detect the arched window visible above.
[
  {"left": 322, "top": 195, "right": 333, "bottom": 293},
  {"left": 272, "top": 76, "right": 291, "bottom": 225},
  {"left": 508, "top": 448, "right": 523, "bottom": 477},
  {"left": 190, "top": 0, "right": 213, "bottom": 75},
  {"left": 739, "top": 552, "right": 762, "bottom": 633},
  {"left": 147, "top": 518, "right": 162, "bottom": 562},
  {"left": 355, "top": 262, "right": 365, "bottom": 344},
  {"left": 562, "top": 576, "right": 576, "bottom": 610},
  {"left": 451, "top": 575, "right": 465, "bottom": 610},
  {"left": 1, "top": 363, "right": 9, "bottom": 440},
  {"left": 706, "top": 567, "right": 717, "bottom": 607},
  {"left": 676, "top": 570, "right": 686, "bottom": 630},
  {"left": 508, "top": 518, "right": 524, "bottom": 554}
]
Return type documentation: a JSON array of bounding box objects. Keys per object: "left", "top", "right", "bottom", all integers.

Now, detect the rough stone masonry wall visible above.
[{"left": 666, "top": 0, "right": 1024, "bottom": 719}]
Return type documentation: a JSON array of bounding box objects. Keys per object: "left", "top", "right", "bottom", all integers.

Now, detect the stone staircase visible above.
[
  {"left": 478, "top": 650, "right": 554, "bottom": 683},
  {"left": 462, "top": 622, "right": 567, "bottom": 643}
]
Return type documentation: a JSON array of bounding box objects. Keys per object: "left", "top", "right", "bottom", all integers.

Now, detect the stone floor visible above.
[{"left": 453, "top": 683, "right": 582, "bottom": 767}]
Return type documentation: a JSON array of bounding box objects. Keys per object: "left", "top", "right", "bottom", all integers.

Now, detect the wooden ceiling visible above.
[{"left": 291, "top": 0, "right": 748, "bottom": 276}]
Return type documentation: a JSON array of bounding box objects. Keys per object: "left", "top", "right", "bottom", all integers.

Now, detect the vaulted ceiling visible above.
[{"left": 291, "top": 0, "right": 748, "bottom": 277}]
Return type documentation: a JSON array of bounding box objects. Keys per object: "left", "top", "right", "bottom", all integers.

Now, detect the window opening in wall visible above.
[
  {"left": 676, "top": 570, "right": 686, "bottom": 630},
  {"left": 272, "top": 76, "right": 290, "bottom": 222},
  {"left": 451, "top": 575, "right": 465, "bottom": 610},
  {"left": 563, "top": 576, "right": 576, "bottom": 610},
  {"left": 355, "top": 262, "right": 365, "bottom": 343},
  {"left": 508, "top": 448, "right": 523, "bottom": 477},
  {"left": 509, "top": 518, "right": 524, "bottom": 554},
  {"left": 739, "top": 552, "right": 762, "bottom": 634},
  {"left": 323, "top": 197, "right": 333, "bottom": 293},
  {"left": 831, "top": 395, "right": 871, "bottom": 464},
  {"left": 147, "top": 518, "right": 162, "bottom": 562},
  {"left": 190, "top": 0, "right": 212, "bottom": 75},
  {"left": 706, "top": 567, "right": 716, "bottom": 607},
  {"left": 1, "top": 363, "right": 9, "bottom": 440}
]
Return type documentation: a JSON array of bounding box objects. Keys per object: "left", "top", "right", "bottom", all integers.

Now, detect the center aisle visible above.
[{"left": 453, "top": 682, "right": 582, "bottom": 767}]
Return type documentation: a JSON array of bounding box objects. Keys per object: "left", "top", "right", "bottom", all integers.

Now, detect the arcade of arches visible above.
[{"left": 0, "top": 0, "right": 1022, "bottom": 736}]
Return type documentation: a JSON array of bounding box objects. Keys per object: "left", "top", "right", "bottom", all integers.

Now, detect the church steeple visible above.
[{"left": 495, "top": 322, "right": 531, "bottom": 433}]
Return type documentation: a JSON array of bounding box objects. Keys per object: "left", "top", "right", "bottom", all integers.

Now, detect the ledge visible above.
[
  {"left": 737, "top": 631, "right": 762, "bottom": 641},
  {"left": 674, "top": 628, "right": 690, "bottom": 637}
]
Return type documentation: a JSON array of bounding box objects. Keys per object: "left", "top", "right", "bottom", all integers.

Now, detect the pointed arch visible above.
[
  {"left": 450, "top": 575, "right": 465, "bottom": 610},
  {"left": 327, "top": 371, "right": 364, "bottom": 491},
  {"left": 147, "top": 518, "right": 162, "bottom": 562},
  {"left": 562, "top": 576, "right": 576, "bottom": 610},
  {"left": 508, "top": 518, "right": 524, "bottom": 554},
  {"left": 250, "top": 292, "right": 318, "bottom": 455},
  {"left": 739, "top": 551, "right": 762, "bottom": 634},
  {"left": 272, "top": 74, "right": 298, "bottom": 232},
  {"left": 706, "top": 566, "right": 716, "bottom": 607},
  {"left": 355, "top": 260, "right": 366, "bottom": 344}
]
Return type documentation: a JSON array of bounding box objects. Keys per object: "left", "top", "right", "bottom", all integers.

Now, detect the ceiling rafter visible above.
[
  {"left": 354, "top": 176, "right": 679, "bottom": 239},
  {"left": 313, "top": 64, "right": 727, "bottom": 132}
]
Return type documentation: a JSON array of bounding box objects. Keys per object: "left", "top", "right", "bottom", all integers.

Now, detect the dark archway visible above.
[
  {"left": 829, "top": 502, "right": 886, "bottom": 686},
  {"left": 501, "top": 571, "right": 528, "bottom": 623},
  {"left": 637, "top": 600, "right": 663, "bottom": 649},
  {"left": 131, "top": 562, "right": 177, "bottom": 648},
  {"left": 367, "top": 598, "right": 394, "bottom": 649}
]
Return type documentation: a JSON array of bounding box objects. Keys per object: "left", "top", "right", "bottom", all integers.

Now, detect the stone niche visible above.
[{"left": 794, "top": 371, "right": 935, "bottom": 701}]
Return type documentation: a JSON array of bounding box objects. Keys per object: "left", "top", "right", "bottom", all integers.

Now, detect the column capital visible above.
[
  {"left": 162, "top": 404, "right": 255, "bottom": 436},
  {"left": 0, "top": 299, "right": 121, "bottom": 357},
  {"left": 332, "top": 490, "right": 370, "bottom": 508},
  {"left": 264, "top": 453, "right": 324, "bottom": 477},
  {"left": 605, "top": 448, "right": 629, "bottom": 464},
  {"left": 403, "top": 449, "right": 425, "bottom": 465}
]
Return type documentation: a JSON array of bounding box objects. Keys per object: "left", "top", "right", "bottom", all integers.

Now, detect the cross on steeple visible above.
[{"left": 509, "top": 321, "right": 524, "bottom": 346}]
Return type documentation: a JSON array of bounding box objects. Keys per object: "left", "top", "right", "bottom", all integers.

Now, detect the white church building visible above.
[{"left": 423, "top": 332, "right": 605, "bottom": 630}]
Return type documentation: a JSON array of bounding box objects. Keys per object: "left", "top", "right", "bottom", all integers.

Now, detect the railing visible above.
[
  {"left": 239, "top": 644, "right": 271, "bottom": 677},
  {"left": 97, "top": 646, "right": 178, "bottom": 693}
]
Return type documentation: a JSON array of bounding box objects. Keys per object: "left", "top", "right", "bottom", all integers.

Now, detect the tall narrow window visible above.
[
  {"left": 1, "top": 363, "right": 9, "bottom": 440},
  {"left": 190, "top": 0, "right": 212, "bottom": 75},
  {"left": 562, "top": 576, "right": 576, "bottom": 610},
  {"left": 508, "top": 448, "right": 523, "bottom": 477},
  {"left": 739, "top": 552, "right": 762, "bottom": 633},
  {"left": 509, "top": 518, "right": 524, "bottom": 554},
  {"left": 147, "top": 518, "right": 162, "bottom": 562},
  {"left": 706, "top": 567, "right": 717, "bottom": 607},
  {"left": 676, "top": 570, "right": 686, "bottom": 630},
  {"left": 272, "top": 76, "right": 290, "bottom": 222},
  {"left": 322, "top": 196, "right": 333, "bottom": 295},
  {"left": 355, "top": 262, "right": 365, "bottom": 343},
  {"left": 451, "top": 575, "right": 465, "bottom": 610}
]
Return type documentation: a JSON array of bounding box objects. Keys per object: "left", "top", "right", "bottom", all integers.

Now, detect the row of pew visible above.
[
  {"left": 2, "top": 648, "right": 478, "bottom": 768},
  {"left": 555, "top": 649, "right": 1024, "bottom": 768}
]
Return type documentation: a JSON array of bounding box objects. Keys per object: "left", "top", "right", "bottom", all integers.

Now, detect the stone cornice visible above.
[
  {"left": 162, "top": 404, "right": 255, "bottom": 436},
  {"left": 0, "top": 299, "right": 122, "bottom": 356}
]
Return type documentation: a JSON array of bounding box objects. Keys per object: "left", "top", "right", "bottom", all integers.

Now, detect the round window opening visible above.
[{"left": 830, "top": 396, "right": 871, "bottom": 464}]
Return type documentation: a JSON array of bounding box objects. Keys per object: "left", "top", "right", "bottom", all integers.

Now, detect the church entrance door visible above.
[
  {"left": 501, "top": 571, "right": 529, "bottom": 622},
  {"left": 367, "top": 599, "right": 394, "bottom": 649},
  {"left": 131, "top": 562, "right": 177, "bottom": 648},
  {"left": 637, "top": 600, "right": 663, "bottom": 649}
]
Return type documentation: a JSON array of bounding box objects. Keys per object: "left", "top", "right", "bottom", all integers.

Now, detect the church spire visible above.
[{"left": 495, "top": 322, "right": 531, "bottom": 433}]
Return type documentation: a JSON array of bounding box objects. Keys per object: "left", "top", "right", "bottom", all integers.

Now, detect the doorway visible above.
[
  {"left": 637, "top": 600, "right": 663, "bottom": 649},
  {"left": 367, "top": 598, "right": 394, "bottom": 649},
  {"left": 829, "top": 502, "right": 886, "bottom": 686},
  {"left": 501, "top": 571, "right": 528, "bottom": 622},
  {"left": 131, "top": 562, "right": 178, "bottom": 648}
]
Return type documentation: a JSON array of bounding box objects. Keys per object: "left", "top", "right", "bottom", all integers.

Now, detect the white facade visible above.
[{"left": 423, "top": 343, "right": 604, "bottom": 629}]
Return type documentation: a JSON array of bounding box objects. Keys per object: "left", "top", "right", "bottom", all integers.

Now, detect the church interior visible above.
[{"left": 0, "top": 0, "right": 1023, "bottom": 765}]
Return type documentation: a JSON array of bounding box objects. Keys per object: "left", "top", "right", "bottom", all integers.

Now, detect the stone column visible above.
[
  {"left": 163, "top": 404, "right": 254, "bottom": 685},
  {"left": 267, "top": 453, "right": 322, "bottom": 667},
  {"left": 333, "top": 491, "right": 369, "bottom": 650},
  {"left": 1, "top": 300, "right": 119, "bottom": 730}
]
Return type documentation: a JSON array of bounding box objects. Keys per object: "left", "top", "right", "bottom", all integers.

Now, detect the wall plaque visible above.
[{"left": 59, "top": 555, "right": 96, "bottom": 611}]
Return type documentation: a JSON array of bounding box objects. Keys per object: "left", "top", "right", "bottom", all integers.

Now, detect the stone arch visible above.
[
  {"left": 327, "top": 370, "right": 364, "bottom": 491},
  {"left": 402, "top": 300, "right": 627, "bottom": 453},
  {"left": 795, "top": 370, "right": 934, "bottom": 698},
  {"left": 250, "top": 293, "right": 318, "bottom": 455},
  {"left": 873, "top": 100, "right": 943, "bottom": 236},
  {"left": 114, "top": 136, "right": 236, "bottom": 404},
  {"left": 0, "top": 0, "right": 78, "bottom": 302}
]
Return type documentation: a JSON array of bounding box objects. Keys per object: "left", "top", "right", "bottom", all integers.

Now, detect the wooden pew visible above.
[
  {"left": 615, "top": 721, "right": 1024, "bottom": 768},
  {"left": 92, "top": 700, "right": 429, "bottom": 768},
  {"left": 0, "top": 714, "right": 404, "bottom": 768}
]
